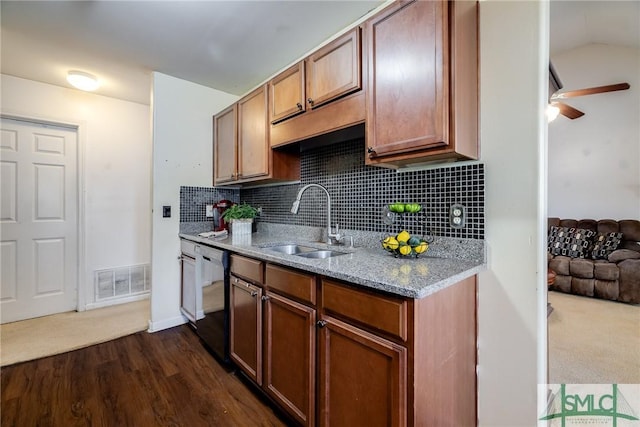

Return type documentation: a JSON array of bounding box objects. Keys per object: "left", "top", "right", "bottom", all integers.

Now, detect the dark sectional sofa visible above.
[{"left": 547, "top": 218, "right": 640, "bottom": 304}]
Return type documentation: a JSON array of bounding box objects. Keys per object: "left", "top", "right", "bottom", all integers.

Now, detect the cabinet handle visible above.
[
  {"left": 316, "top": 320, "right": 327, "bottom": 328},
  {"left": 296, "top": 102, "right": 303, "bottom": 111},
  {"left": 307, "top": 98, "right": 314, "bottom": 106},
  {"left": 250, "top": 291, "right": 258, "bottom": 297},
  {"left": 233, "top": 277, "right": 240, "bottom": 284},
  {"left": 367, "top": 147, "right": 376, "bottom": 154},
  {"left": 261, "top": 295, "right": 270, "bottom": 301}
]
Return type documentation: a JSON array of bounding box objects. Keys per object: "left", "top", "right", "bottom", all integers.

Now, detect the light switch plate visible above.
[
  {"left": 206, "top": 204, "right": 214, "bottom": 218},
  {"left": 449, "top": 204, "right": 465, "bottom": 228}
]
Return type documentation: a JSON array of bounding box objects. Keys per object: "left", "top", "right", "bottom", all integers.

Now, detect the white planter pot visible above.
[{"left": 230, "top": 219, "right": 253, "bottom": 235}]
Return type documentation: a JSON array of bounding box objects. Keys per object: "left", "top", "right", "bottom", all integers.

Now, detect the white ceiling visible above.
[
  {"left": 2, "top": 1, "right": 639, "bottom": 106},
  {"left": 1, "top": 1, "right": 384, "bottom": 105},
  {"left": 550, "top": 0, "right": 639, "bottom": 56}
]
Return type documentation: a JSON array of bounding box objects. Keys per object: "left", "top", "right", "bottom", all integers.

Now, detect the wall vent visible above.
[{"left": 94, "top": 264, "right": 151, "bottom": 301}]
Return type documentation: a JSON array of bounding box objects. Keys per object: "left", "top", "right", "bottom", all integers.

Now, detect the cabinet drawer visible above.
[
  {"left": 231, "top": 254, "right": 264, "bottom": 284},
  {"left": 265, "top": 264, "right": 316, "bottom": 306},
  {"left": 180, "top": 239, "right": 197, "bottom": 258},
  {"left": 321, "top": 279, "right": 408, "bottom": 342}
]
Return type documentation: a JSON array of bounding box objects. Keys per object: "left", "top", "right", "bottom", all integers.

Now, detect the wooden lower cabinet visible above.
[
  {"left": 264, "top": 291, "right": 316, "bottom": 426},
  {"left": 229, "top": 275, "right": 262, "bottom": 385},
  {"left": 229, "top": 256, "right": 477, "bottom": 427},
  {"left": 318, "top": 315, "right": 407, "bottom": 427}
]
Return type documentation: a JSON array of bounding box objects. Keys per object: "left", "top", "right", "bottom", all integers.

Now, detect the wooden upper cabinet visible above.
[
  {"left": 268, "top": 27, "right": 362, "bottom": 127},
  {"left": 270, "top": 62, "right": 306, "bottom": 123},
  {"left": 365, "top": 0, "right": 479, "bottom": 166},
  {"left": 213, "top": 104, "right": 237, "bottom": 184},
  {"left": 238, "top": 85, "right": 269, "bottom": 180},
  {"left": 366, "top": 0, "right": 448, "bottom": 159},
  {"left": 306, "top": 28, "right": 362, "bottom": 110},
  {"left": 213, "top": 84, "right": 300, "bottom": 186}
]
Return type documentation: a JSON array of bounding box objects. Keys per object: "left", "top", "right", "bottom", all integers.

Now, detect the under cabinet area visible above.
[
  {"left": 227, "top": 253, "right": 478, "bottom": 427},
  {"left": 365, "top": 0, "right": 479, "bottom": 167},
  {"left": 213, "top": 85, "right": 299, "bottom": 186}
]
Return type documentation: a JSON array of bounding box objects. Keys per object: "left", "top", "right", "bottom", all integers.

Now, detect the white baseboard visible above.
[{"left": 147, "top": 315, "right": 188, "bottom": 333}]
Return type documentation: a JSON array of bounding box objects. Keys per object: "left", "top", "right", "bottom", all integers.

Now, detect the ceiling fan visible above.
[{"left": 548, "top": 62, "right": 630, "bottom": 120}]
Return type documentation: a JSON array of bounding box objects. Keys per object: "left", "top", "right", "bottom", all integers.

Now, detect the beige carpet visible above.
[
  {"left": 0, "top": 299, "right": 149, "bottom": 367},
  {"left": 548, "top": 291, "right": 640, "bottom": 384}
]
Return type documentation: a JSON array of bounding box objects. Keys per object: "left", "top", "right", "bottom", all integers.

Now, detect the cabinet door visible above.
[
  {"left": 306, "top": 27, "right": 361, "bottom": 110},
  {"left": 264, "top": 292, "right": 316, "bottom": 426},
  {"left": 366, "top": 0, "right": 449, "bottom": 158},
  {"left": 318, "top": 316, "right": 407, "bottom": 427},
  {"left": 238, "top": 85, "right": 269, "bottom": 180},
  {"left": 270, "top": 62, "right": 306, "bottom": 123},
  {"left": 230, "top": 275, "right": 262, "bottom": 385},
  {"left": 213, "top": 104, "right": 237, "bottom": 184}
]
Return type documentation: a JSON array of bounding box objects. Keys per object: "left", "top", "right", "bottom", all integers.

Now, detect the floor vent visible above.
[{"left": 94, "top": 264, "right": 151, "bottom": 301}]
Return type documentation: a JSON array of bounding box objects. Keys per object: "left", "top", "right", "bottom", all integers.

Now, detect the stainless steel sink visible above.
[
  {"left": 265, "top": 244, "right": 317, "bottom": 255},
  {"left": 263, "top": 244, "right": 348, "bottom": 259},
  {"left": 296, "top": 250, "right": 348, "bottom": 259}
]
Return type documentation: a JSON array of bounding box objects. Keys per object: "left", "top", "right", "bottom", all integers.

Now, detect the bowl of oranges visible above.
[{"left": 381, "top": 230, "right": 429, "bottom": 258}]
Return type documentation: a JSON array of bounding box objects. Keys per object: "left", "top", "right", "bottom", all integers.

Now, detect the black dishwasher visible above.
[{"left": 180, "top": 240, "right": 230, "bottom": 364}]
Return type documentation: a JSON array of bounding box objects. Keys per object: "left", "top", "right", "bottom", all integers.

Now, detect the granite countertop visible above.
[{"left": 179, "top": 226, "right": 485, "bottom": 299}]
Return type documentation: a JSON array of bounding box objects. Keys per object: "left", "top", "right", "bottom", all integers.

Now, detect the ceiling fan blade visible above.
[
  {"left": 555, "top": 102, "right": 584, "bottom": 120},
  {"left": 552, "top": 83, "right": 630, "bottom": 99}
]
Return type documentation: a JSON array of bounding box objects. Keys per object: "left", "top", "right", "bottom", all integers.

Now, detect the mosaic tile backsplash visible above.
[
  {"left": 179, "top": 187, "right": 239, "bottom": 222},
  {"left": 181, "top": 138, "right": 484, "bottom": 240}
]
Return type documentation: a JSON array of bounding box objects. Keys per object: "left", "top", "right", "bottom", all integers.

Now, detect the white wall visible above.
[
  {"left": 549, "top": 44, "right": 640, "bottom": 220},
  {"left": 1, "top": 74, "right": 152, "bottom": 307},
  {"left": 149, "top": 72, "right": 237, "bottom": 332},
  {"left": 477, "top": 2, "right": 548, "bottom": 425}
]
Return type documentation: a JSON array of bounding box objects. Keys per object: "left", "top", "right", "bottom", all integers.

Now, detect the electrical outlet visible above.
[
  {"left": 205, "top": 204, "right": 214, "bottom": 218},
  {"left": 162, "top": 205, "right": 171, "bottom": 218},
  {"left": 449, "top": 204, "right": 465, "bottom": 228}
]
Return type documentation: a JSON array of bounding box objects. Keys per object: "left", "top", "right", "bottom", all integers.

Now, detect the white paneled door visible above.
[{"left": 1, "top": 118, "right": 78, "bottom": 323}]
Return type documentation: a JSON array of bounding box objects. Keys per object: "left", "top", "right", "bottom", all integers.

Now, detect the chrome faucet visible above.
[{"left": 291, "top": 183, "right": 341, "bottom": 245}]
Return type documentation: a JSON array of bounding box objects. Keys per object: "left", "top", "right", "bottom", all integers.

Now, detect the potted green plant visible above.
[{"left": 221, "top": 202, "right": 258, "bottom": 234}]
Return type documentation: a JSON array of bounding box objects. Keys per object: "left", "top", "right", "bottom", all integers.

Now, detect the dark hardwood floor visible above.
[{"left": 1, "top": 325, "right": 288, "bottom": 427}]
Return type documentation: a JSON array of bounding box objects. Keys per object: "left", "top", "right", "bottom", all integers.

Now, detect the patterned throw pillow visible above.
[
  {"left": 591, "top": 232, "right": 623, "bottom": 259},
  {"left": 547, "top": 226, "right": 596, "bottom": 258}
]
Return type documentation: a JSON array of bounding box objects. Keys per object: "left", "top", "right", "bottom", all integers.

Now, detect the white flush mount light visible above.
[{"left": 67, "top": 70, "right": 100, "bottom": 91}]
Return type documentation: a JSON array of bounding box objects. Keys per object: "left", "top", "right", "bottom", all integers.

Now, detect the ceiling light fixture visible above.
[
  {"left": 546, "top": 103, "right": 560, "bottom": 122},
  {"left": 67, "top": 70, "right": 100, "bottom": 91}
]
